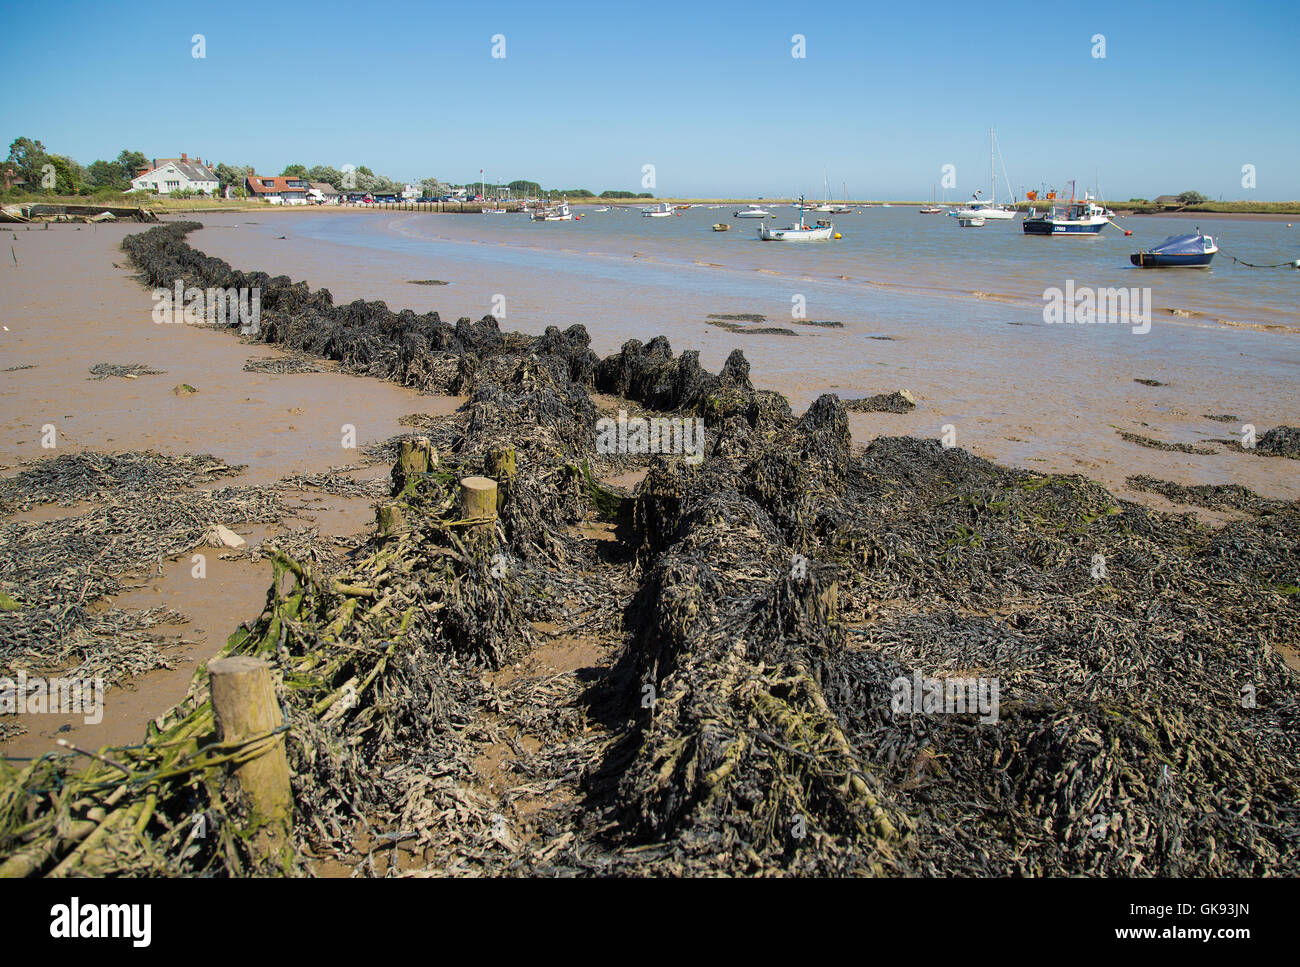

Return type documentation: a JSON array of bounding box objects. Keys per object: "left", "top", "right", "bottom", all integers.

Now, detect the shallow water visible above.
[{"left": 188, "top": 209, "right": 1300, "bottom": 504}]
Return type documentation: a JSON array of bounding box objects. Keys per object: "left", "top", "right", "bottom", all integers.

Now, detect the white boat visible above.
[
  {"left": 758, "top": 197, "right": 835, "bottom": 241},
  {"left": 482, "top": 207, "right": 508, "bottom": 214},
  {"left": 733, "top": 205, "right": 771, "bottom": 218},
  {"left": 947, "top": 128, "right": 1018, "bottom": 220},
  {"left": 532, "top": 202, "right": 574, "bottom": 221},
  {"left": 591, "top": 206, "right": 610, "bottom": 212},
  {"left": 957, "top": 215, "right": 986, "bottom": 227},
  {"left": 642, "top": 202, "right": 674, "bottom": 217}
]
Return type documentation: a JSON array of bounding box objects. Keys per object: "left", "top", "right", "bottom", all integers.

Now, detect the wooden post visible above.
[
  {"left": 376, "top": 501, "right": 408, "bottom": 537},
  {"left": 486, "top": 447, "right": 515, "bottom": 513},
  {"left": 393, "top": 436, "right": 436, "bottom": 495},
  {"left": 208, "top": 656, "right": 293, "bottom": 870},
  {"left": 460, "top": 476, "right": 498, "bottom": 543}
]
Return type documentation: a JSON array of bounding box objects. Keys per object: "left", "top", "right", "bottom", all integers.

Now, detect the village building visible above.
[
  {"left": 130, "top": 153, "right": 219, "bottom": 195},
  {"left": 243, "top": 170, "right": 310, "bottom": 205},
  {"left": 308, "top": 182, "right": 341, "bottom": 205}
]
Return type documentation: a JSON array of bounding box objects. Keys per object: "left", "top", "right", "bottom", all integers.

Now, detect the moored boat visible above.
[
  {"left": 1022, "top": 192, "right": 1112, "bottom": 236},
  {"left": 757, "top": 197, "right": 835, "bottom": 241},
  {"left": 733, "top": 205, "right": 770, "bottom": 218},
  {"left": 531, "top": 201, "right": 574, "bottom": 221},
  {"left": 1130, "top": 232, "right": 1217, "bottom": 267},
  {"left": 641, "top": 202, "right": 674, "bottom": 217}
]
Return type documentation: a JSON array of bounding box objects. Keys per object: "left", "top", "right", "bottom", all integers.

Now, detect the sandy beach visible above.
[{"left": 2, "top": 216, "right": 1296, "bottom": 880}]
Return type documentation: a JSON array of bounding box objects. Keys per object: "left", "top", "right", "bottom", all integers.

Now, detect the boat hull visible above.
[
  {"left": 1129, "top": 252, "right": 1215, "bottom": 268},
  {"left": 1022, "top": 219, "right": 1106, "bottom": 236},
  {"left": 757, "top": 224, "right": 834, "bottom": 241}
]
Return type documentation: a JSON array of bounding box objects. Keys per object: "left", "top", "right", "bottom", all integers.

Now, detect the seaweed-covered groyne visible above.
[{"left": 1, "top": 222, "right": 1295, "bottom": 877}]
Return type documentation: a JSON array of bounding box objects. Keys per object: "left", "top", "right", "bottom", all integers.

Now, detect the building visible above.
[
  {"left": 308, "top": 182, "right": 341, "bottom": 205},
  {"left": 401, "top": 183, "right": 421, "bottom": 201},
  {"left": 130, "top": 153, "right": 219, "bottom": 195},
  {"left": 1153, "top": 195, "right": 1183, "bottom": 209},
  {"left": 243, "top": 170, "right": 310, "bottom": 205}
]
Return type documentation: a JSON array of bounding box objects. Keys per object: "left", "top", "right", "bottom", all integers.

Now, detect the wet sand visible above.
[{"left": 0, "top": 221, "right": 458, "bottom": 758}]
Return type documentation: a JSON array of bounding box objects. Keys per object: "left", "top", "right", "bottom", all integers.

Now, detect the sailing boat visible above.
[
  {"left": 948, "top": 128, "right": 1017, "bottom": 220},
  {"left": 813, "top": 169, "right": 836, "bottom": 212},
  {"left": 828, "top": 182, "right": 853, "bottom": 214},
  {"left": 920, "top": 185, "right": 943, "bottom": 214}
]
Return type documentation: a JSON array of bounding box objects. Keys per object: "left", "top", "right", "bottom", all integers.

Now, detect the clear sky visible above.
[{"left": 3, "top": 0, "right": 1297, "bottom": 200}]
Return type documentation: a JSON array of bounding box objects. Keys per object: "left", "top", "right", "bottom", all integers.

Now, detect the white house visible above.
[
  {"left": 401, "top": 183, "right": 421, "bottom": 201},
  {"left": 130, "top": 153, "right": 219, "bottom": 195}
]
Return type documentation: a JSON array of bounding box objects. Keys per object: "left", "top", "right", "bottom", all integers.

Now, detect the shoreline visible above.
[{"left": 2, "top": 221, "right": 1297, "bottom": 877}]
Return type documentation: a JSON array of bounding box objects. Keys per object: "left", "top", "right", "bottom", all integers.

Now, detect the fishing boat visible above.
[
  {"left": 1022, "top": 185, "right": 1113, "bottom": 236},
  {"left": 531, "top": 201, "right": 574, "bottom": 221},
  {"left": 733, "top": 205, "right": 770, "bottom": 218},
  {"left": 948, "top": 128, "right": 1017, "bottom": 220},
  {"left": 642, "top": 202, "right": 674, "bottom": 217},
  {"left": 1130, "top": 232, "right": 1217, "bottom": 267},
  {"left": 758, "top": 197, "right": 835, "bottom": 241}
]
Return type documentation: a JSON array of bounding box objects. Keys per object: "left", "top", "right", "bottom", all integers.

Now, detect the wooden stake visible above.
[
  {"left": 207, "top": 656, "right": 293, "bottom": 870},
  {"left": 459, "top": 475, "right": 498, "bottom": 542},
  {"left": 393, "top": 436, "right": 436, "bottom": 495},
  {"left": 376, "top": 501, "right": 408, "bottom": 538},
  {"left": 486, "top": 447, "right": 516, "bottom": 512}
]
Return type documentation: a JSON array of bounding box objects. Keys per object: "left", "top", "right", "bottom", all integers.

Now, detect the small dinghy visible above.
[
  {"left": 712, "top": 223, "right": 730, "bottom": 232},
  {"left": 958, "top": 215, "right": 986, "bottom": 227},
  {"left": 1130, "top": 232, "right": 1217, "bottom": 268}
]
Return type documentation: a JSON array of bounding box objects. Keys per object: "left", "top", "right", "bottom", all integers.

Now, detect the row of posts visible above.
[{"left": 206, "top": 436, "right": 509, "bottom": 867}]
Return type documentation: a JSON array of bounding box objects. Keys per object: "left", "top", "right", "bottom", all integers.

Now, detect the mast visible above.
[{"left": 990, "top": 127, "right": 995, "bottom": 207}]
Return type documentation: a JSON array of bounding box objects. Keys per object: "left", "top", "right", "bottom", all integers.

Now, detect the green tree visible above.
[
  {"left": 306, "top": 165, "right": 344, "bottom": 188},
  {"left": 1177, "top": 190, "right": 1208, "bottom": 205},
  {"left": 508, "top": 179, "right": 541, "bottom": 196},
  {"left": 87, "top": 159, "right": 127, "bottom": 188},
  {"left": 215, "top": 163, "right": 251, "bottom": 193},
  {"left": 420, "top": 177, "right": 448, "bottom": 197},
  {"left": 282, "top": 163, "right": 308, "bottom": 177},
  {"left": 6, "top": 137, "right": 48, "bottom": 186},
  {"left": 117, "top": 149, "right": 148, "bottom": 178}
]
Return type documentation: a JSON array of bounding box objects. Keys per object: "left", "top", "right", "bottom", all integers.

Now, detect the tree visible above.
[
  {"left": 6, "top": 137, "right": 48, "bottom": 186},
  {"left": 282, "top": 163, "right": 307, "bottom": 177},
  {"left": 42, "top": 155, "right": 80, "bottom": 195},
  {"left": 508, "top": 179, "right": 541, "bottom": 196},
  {"left": 1177, "top": 190, "right": 1208, "bottom": 205},
  {"left": 420, "top": 177, "right": 449, "bottom": 197},
  {"left": 117, "top": 149, "right": 148, "bottom": 177},
  {"left": 87, "top": 159, "right": 127, "bottom": 188},
  {"left": 306, "top": 165, "right": 344, "bottom": 188},
  {"left": 215, "top": 163, "right": 251, "bottom": 193}
]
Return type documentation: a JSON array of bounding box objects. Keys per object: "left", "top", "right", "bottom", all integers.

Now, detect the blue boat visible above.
[
  {"left": 1022, "top": 198, "right": 1113, "bottom": 236},
  {"left": 1130, "top": 232, "right": 1218, "bottom": 268}
]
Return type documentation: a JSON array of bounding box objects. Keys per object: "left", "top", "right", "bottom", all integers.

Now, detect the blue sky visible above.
[{"left": 4, "top": 0, "right": 1297, "bottom": 199}]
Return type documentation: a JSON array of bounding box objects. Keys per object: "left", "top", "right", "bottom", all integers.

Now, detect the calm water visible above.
[
  {"left": 191, "top": 207, "right": 1300, "bottom": 503},
  {"left": 283, "top": 204, "right": 1299, "bottom": 329}
]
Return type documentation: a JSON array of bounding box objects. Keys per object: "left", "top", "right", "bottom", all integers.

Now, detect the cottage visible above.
[
  {"left": 244, "top": 170, "right": 310, "bottom": 205},
  {"left": 1153, "top": 195, "right": 1183, "bottom": 209},
  {"left": 130, "top": 153, "right": 219, "bottom": 195},
  {"left": 308, "top": 182, "right": 341, "bottom": 205}
]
